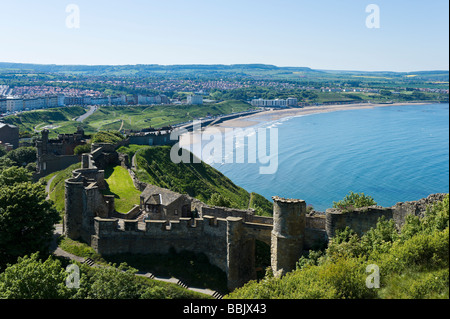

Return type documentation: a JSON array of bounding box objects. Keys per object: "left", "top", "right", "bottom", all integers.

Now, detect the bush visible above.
[
  {"left": 227, "top": 194, "right": 449, "bottom": 299},
  {"left": 333, "top": 191, "right": 377, "bottom": 212},
  {"left": 92, "top": 131, "right": 125, "bottom": 144},
  {"left": 0, "top": 253, "right": 72, "bottom": 299},
  {"left": 74, "top": 143, "right": 92, "bottom": 155}
]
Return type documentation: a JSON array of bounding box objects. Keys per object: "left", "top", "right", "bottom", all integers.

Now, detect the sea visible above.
[{"left": 184, "top": 103, "right": 449, "bottom": 212}]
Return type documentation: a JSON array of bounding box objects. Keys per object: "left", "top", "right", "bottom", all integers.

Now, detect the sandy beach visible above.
[
  {"left": 213, "top": 102, "right": 430, "bottom": 129},
  {"left": 179, "top": 101, "right": 431, "bottom": 148}
]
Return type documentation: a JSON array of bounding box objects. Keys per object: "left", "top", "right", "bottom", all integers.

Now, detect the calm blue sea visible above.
[{"left": 188, "top": 103, "right": 449, "bottom": 211}]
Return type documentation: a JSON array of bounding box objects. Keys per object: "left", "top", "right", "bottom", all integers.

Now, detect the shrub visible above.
[
  {"left": 74, "top": 143, "right": 92, "bottom": 155},
  {"left": 333, "top": 191, "right": 377, "bottom": 212}
]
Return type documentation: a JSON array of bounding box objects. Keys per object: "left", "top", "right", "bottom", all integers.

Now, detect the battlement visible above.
[
  {"left": 94, "top": 215, "right": 231, "bottom": 237},
  {"left": 272, "top": 196, "right": 306, "bottom": 204}
]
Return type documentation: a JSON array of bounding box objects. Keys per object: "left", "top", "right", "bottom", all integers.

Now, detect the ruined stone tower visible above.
[
  {"left": 227, "top": 217, "right": 257, "bottom": 291},
  {"left": 271, "top": 196, "right": 307, "bottom": 277}
]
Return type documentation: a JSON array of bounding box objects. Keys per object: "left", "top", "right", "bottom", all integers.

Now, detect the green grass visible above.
[
  {"left": 91, "top": 131, "right": 125, "bottom": 144},
  {"left": 2, "top": 101, "right": 254, "bottom": 139},
  {"left": 102, "top": 165, "right": 141, "bottom": 214},
  {"left": 84, "top": 100, "right": 253, "bottom": 131},
  {"left": 117, "top": 144, "right": 150, "bottom": 167},
  {"left": 58, "top": 236, "right": 104, "bottom": 262},
  {"left": 249, "top": 192, "right": 273, "bottom": 217},
  {"left": 2, "top": 106, "right": 90, "bottom": 138},
  {"left": 44, "top": 163, "right": 81, "bottom": 219}
]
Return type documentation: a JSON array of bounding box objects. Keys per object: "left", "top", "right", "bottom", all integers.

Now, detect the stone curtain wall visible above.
[
  {"left": 326, "top": 207, "right": 393, "bottom": 239},
  {"left": 325, "top": 194, "right": 448, "bottom": 239}
]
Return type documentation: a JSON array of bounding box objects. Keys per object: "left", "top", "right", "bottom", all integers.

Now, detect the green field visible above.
[
  {"left": 102, "top": 165, "right": 141, "bottom": 214},
  {"left": 1, "top": 100, "right": 254, "bottom": 138},
  {"left": 83, "top": 100, "right": 253, "bottom": 132},
  {"left": 2, "top": 106, "right": 88, "bottom": 138}
]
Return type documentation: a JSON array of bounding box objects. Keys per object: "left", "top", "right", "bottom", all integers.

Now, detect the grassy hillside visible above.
[
  {"left": 84, "top": 100, "right": 253, "bottom": 131},
  {"left": 42, "top": 162, "right": 81, "bottom": 220},
  {"left": 2, "top": 106, "right": 89, "bottom": 137},
  {"left": 226, "top": 195, "right": 449, "bottom": 299},
  {"left": 1, "top": 100, "right": 253, "bottom": 138},
  {"left": 123, "top": 145, "right": 272, "bottom": 216}
]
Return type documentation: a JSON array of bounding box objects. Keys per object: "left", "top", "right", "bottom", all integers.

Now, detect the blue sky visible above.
[{"left": 0, "top": 0, "right": 448, "bottom": 71}]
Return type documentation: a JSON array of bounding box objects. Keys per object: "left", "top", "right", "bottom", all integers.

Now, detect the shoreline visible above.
[
  {"left": 178, "top": 101, "right": 438, "bottom": 148},
  {"left": 212, "top": 102, "right": 432, "bottom": 129}
]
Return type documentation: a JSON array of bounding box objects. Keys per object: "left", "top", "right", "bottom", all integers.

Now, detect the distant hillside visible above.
[
  {"left": 1, "top": 62, "right": 447, "bottom": 80},
  {"left": 0, "top": 62, "right": 320, "bottom": 76},
  {"left": 83, "top": 100, "right": 253, "bottom": 131},
  {"left": 127, "top": 145, "right": 273, "bottom": 216},
  {"left": 1, "top": 106, "right": 88, "bottom": 136}
]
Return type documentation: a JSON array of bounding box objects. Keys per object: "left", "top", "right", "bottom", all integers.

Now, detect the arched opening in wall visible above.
[{"left": 255, "top": 239, "right": 271, "bottom": 280}]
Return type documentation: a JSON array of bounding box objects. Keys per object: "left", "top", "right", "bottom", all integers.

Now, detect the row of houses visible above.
[
  {"left": 0, "top": 94, "right": 173, "bottom": 114},
  {"left": 0, "top": 95, "right": 64, "bottom": 113}
]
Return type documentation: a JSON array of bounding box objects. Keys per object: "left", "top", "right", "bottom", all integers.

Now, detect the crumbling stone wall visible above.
[{"left": 325, "top": 193, "right": 448, "bottom": 239}]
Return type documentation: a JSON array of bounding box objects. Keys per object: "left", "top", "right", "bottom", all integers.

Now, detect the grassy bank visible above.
[
  {"left": 129, "top": 145, "right": 273, "bottom": 215},
  {"left": 84, "top": 100, "right": 253, "bottom": 131},
  {"left": 102, "top": 165, "right": 141, "bottom": 214},
  {"left": 2, "top": 106, "right": 89, "bottom": 138}
]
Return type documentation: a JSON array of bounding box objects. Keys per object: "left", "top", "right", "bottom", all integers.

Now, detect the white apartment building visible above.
[
  {"left": 110, "top": 95, "right": 127, "bottom": 105},
  {"left": 23, "top": 97, "right": 46, "bottom": 110},
  {"left": 57, "top": 94, "right": 66, "bottom": 107},
  {"left": 286, "top": 97, "right": 298, "bottom": 107},
  {"left": 187, "top": 94, "right": 203, "bottom": 105},
  {"left": 90, "top": 97, "right": 110, "bottom": 105},
  {"left": 6, "top": 97, "right": 24, "bottom": 112},
  {"left": 138, "top": 95, "right": 158, "bottom": 105},
  {"left": 251, "top": 97, "right": 298, "bottom": 108}
]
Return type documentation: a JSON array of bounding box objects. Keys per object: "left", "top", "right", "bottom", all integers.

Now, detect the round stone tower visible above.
[
  {"left": 64, "top": 178, "right": 85, "bottom": 240},
  {"left": 271, "top": 196, "right": 307, "bottom": 277}
]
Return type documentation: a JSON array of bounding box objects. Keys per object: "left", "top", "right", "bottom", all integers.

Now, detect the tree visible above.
[
  {"left": 74, "top": 143, "right": 92, "bottom": 155},
  {"left": 0, "top": 166, "right": 32, "bottom": 186},
  {"left": 73, "top": 263, "right": 143, "bottom": 299},
  {"left": 209, "top": 193, "right": 233, "bottom": 208},
  {"left": 5, "top": 146, "right": 37, "bottom": 166},
  {"left": 0, "top": 182, "right": 60, "bottom": 269},
  {"left": 332, "top": 191, "right": 377, "bottom": 212},
  {"left": 0, "top": 253, "right": 72, "bottom": 299}
]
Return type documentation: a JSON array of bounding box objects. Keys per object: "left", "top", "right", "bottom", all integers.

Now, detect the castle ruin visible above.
[{"left": 63, "top": 143, "right": 447, "bottom": 291}]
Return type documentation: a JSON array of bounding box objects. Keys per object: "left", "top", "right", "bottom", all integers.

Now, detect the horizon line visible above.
[{"left": 0, "top": 61, "right": 448, "bottom": 74}]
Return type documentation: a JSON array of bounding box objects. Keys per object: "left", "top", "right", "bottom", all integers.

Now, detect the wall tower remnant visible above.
[{"left": 271, "top": 196, "right": 307, "bottom": 278}]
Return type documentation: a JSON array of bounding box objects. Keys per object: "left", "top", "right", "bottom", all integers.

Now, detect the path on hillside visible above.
[
  {"left": 45, "top": 175, "right": 57, "bottom": 200},
  {"left": 50, "top": 225, "right": 223, "bottom": 299},
  {"left": 76, "top": 105, "right": 98, "bottom": 123}
]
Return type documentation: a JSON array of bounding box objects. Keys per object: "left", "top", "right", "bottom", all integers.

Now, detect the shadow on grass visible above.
[
  {"left": 103, "top": 249, "right": 229, "bottom": 294},
  {"left": 101, "top": 166, "right": 121, "bottom": 200}
]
